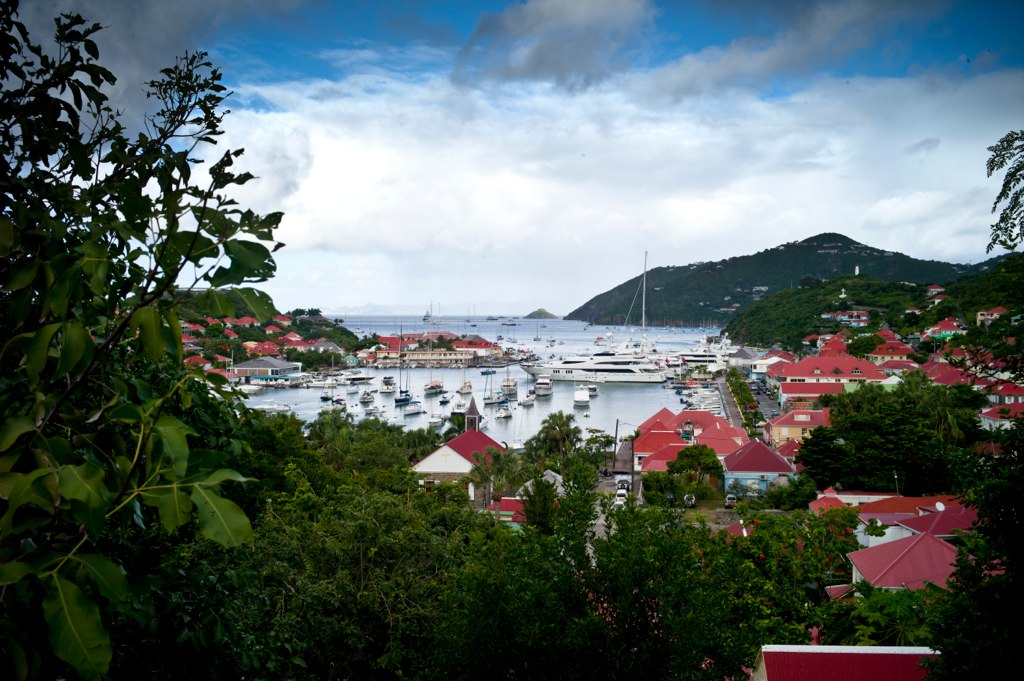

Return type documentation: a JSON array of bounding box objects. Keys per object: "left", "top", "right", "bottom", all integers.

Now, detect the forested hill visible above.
[{"left": 565, "top": 233, "right": 1000, "bottom": 325}]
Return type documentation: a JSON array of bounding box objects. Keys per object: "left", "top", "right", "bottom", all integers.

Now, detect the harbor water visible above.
[{"left": 244, "top": 316, "right": 725, "bottom": 443}]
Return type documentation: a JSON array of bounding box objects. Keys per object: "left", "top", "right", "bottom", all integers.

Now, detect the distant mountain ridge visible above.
[{"left": 565, "top": 233, "right": 1002, "bottom": 325}]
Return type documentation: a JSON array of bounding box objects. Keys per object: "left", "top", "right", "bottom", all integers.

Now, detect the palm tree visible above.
[
  {"left": 466, "top": 446, "right": 530, "bottom": 523},
  {"left": 525, "top": 411, "right": 581, "bottom": 468}
]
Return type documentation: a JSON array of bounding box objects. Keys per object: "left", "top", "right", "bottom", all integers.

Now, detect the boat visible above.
[
  {"left": 319, "top": 388, "right": 333, "bottom": 402},
  {"left": 340, "top": 370, "right": 374, "bottom": 385},
  {"left": 518, "top": 393, "right": 535, "bottom": 407},
  {"left": 403, "top": 401, "right": 424, "bottom": 416},
  {"left": 501, "top": 374, "right": 518, "bottom": 397},
  {"left": 495, "top": 407, "right": 512, "bottom": 419},
  {"left": 664, "top": 333, "right": 737, "bottom": 375},
  {"left": 521, "top": 350, "right": 667, "bottom": 384},
  {"left": 359, "top": 390, "right": 374, "bottom": 405},
  {"left": 379, "top": 376, "right": 396, "bottom": 394},
  {"left": 439, "top": 394, "right": 451, "bottom": 405},
  {"left": 363, "top": 405, "right": 383, "bottom": 417},
  {"left": 533, "top": 375, "right": 553, "bottom": 396},
  {"left": 573, "top": 385, "right": 590, "bottom": 407},
  {"left": 250, "top": 401, "right": 291, "bottom": 414},
  {"left": 587, "top": 384, "right": 600, "bottom": 395},
  {"left": 427, "top": 412, "right": 445, "bottom": 428},
  {"left": 480, "top": 368, "right": 496, "bottom": 375},
  {"left": 451, "top": 400, "right": 467, "bottom": 415},
  {"left": 423, "top": 308, "right": 433, "bottom": 323},
  {"left": 423, "top": 378, "right": 445, "bottom": 396},
  {"left": 457, "top": 379, "right": 473, "bottom": 395}
]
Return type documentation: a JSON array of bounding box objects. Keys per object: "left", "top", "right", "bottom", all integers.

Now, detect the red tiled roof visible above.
[
  {"left": 722, "top": 440, "right": 794, "bottom": 474},
  {"left": 980, "top": 403, "right": 1024, "bottom": 421},
  {"left": 810, "top": 495, "right": 846, "bottom": 512},
  {"left": 755, "top": 645, "right": 936, "bottom": 681},
  {"left": 898, "top": 506, "right": 977, "bottom": 537},
  {"left": 445, "top": 430, "right": 506, "bottom": 464},
  {"left": 858, "top": 495, "right": 959, "bottom": 513},
  {"left": 768, "top": 409, "right": 831, "bottom": 428},
  {"left": 775, "top": 356, "right": 886, "bottom": 381},
  {"left": 847, "top": 532, "right": 957, "bottom": 590},
  {"left": 485, "top": 497, "right": 526, "bottom": 522},
  {"left": 633, "top": 429, "right": 685, "bottom": 455},
  {"left": 869, "top": 341, "right": 914, "bottom": 358},
  {"left": 640, "top": 443, "right": 686, "bottom": 472},
  {"left": 695, "top": 432, "right": 745, "bottom": 456},
  {"left": 779, "top": 383, "right": 847, "bottom": 396}
]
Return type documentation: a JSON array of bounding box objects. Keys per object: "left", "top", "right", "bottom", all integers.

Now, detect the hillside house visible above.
[
  {"left": 866, "top": 340, "right": 915, "bottom": 365},
  {"left": 721, "top": 440, "right": 796, "bottom": 497},
  {"left": 845, "top": 532, "right": 957, "bottom": 591},
  {"left": 923, "top": 317, "right": 965, "bottom": 340},
  {"left": 762, "top": 409, "right": 830, "bottom": 448},
  {"left": 976, "top": 306, "right": 1008, "bottom": 326},
  {"left": 750, "top": 645, "right": 937, "bottom": 681}
]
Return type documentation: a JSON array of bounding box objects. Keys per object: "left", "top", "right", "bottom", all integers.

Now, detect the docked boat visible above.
[
  {"left": 533, "top": 375, "right": 554, "bottom": 396},
  {"left": 665, "top": 333, "right": 737, "bottom": 375},
  {"left": 423, "top": 379, "right": 445, "bottom": 396},
  {"left": 500, "top": 376, "right": 518, "bottom": 397},
  {"left": 340, "top": 370, "right": 374, "bottom": 385},
  {"left": 521, "top": 350, "right": 667, "bottom": 384}
]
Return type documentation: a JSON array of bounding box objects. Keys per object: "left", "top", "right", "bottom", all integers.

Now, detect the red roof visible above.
[
  {"left": 768, "top": 409, "right": 831, "bottom": 429},
  {"left": 694, "top": 432, "right": 745, "bottom": 456},
  {"left": 445, "top": 430, "right": 506, "bottom": 464},
  {"left": 858, "top": 495, "right": 960, "bottom": 514},
  {"left": 640, "top": 443, "right": 686, "bottom": 472},
  {"left": 775, "top": 356, "right": 886, "bottom": 382},
  {"left": 779, "top": 382, "right": 847, "bottom": 396},
  {"left": 817, "top": 335, "right": 849, "bottom": 356},
  {"left": 722, "top": 440, "right": 794, "bottom": 474},
  {"left": 810, "top": 494, "right": 846, "bottom": 513},
  {"left": 485, "top": 497, "right": 526, "bottom": 522},
  {"left": 754, "top": 645, "right": 936, "bottom": 681},
  {"left": 633, "top": 429, "right": 685, "bottom": 455},
  {"left": 870, "top": 341, "right": 914, "bottom": 358},
  {"left": 989, "top": 381, "right": 1024, "bottom": 396},
  {"left": 847, "top": 532, "right": 957, "bottom": 590},
  {"left": 980, "top": 403, "right": 1024, "bottom": 421},
  {"left": 875, "top": 328, "right": 899, "bottom": 342},
  {"left": 898, "top": 506, "right": 977, "bottom": 537}
]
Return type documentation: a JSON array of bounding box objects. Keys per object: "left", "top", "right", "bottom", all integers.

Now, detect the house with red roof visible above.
[
  {"left": 845, "top": 532, "right": 957, "bottom": 591},
  {"left": 896, "top": 505, "right": 977, "bottom": 542},
  {"left": 762, "top": 409, "right": 830, "bottom": 448},
  {"left": 875, "top": 328, "right": 899, "bottom": 342},
  {"left": 980, "top": 402, "right": 1024, "bottom": 429},
  {"left": 769, "top": 355, "right": 885, "bottom": 390},
  {"left": 976, "top": 305, "right": 1008, "bottom": 326},
  {"left": 777, "top": 382, "right": 847, "bottom": 411},
  {"left": 810, "top": 487, "right": 847, "bottom": 514},
  {"left": 272, "top": 314, "right": 292, "bottom": 326},
  {"left": 750, "top": 645, "right": 937, "bottom": 681},
  {"left": 223, "top": 328, "right": 238, "bottom": 339},
  {"left": 183, "top": 355, "right": 211, "bottom": 371},
  {"left": 413, "top": 399, "right": 506, "bottom": 508},
  {"left": 182, "top": 321, "right": 205, "bottom": 335},
  {"left": 264, "top": 324, "right": 283, "bottom": 335},
  {"left": 721, "top": 440, "right": 795, "bottom": 497},
  {"left": 816, "top": 334, "right": 850, "bottom": 356},
  {"left": 866, "top": 340, "right": 914, "bottom": 365},
  {"left": 632, "top": 429, "right": 686, "bottom": 471},
  {"left": 880, "top": 359, "right": 920, "bottom": 375},
  {"left": 904, "top": 306, "right": 922, "bottom": 315},
  {"left": 926, "top": 294, "right": 949, "bottom": 308},
  {"left": 986, "top": 380, "right": 1024, "bottom": 406},
  {"left": 750, "top": 352, "right": 794, "bottom": 380},
  {"left": 923, "top": 317, "right": 965, "bottom": 340},
  {"left": 639, "top": 443, "right": 687, "bottom": 473}
]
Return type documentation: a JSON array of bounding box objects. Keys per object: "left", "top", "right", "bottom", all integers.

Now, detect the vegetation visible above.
[
  {"left": 523, "top": 308, "right": 559, "bottom": 319},
  {"left": 567, "top": 232, "right": 999, "bottom": 326}
]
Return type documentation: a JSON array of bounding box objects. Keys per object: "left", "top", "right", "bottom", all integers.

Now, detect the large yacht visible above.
[
  {"left": 666, "top": 334, "right": 737, "bottom": 374},
  {"left": 521, "top": 348, "right": 667, "bottom": 384}
]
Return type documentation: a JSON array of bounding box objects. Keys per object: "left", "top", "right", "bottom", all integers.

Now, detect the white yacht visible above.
[
  {"left": 533, "top": 375, "right": 554, "bottom": 396},
  {"left": 573, "top": 385, "right": 590, "bottom": 407},
  {"left": 666, "top": 334, "right": 736, "bottom": 374},
  {"left": 521, "top": 349, "right": 667, "bottom": 384}
]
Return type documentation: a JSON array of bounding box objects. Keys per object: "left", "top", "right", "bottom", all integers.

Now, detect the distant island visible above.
[{"left": 524, "top": 308, "right": 559, "bottom": 319}]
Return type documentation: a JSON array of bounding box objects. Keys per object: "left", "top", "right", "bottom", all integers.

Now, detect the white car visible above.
[{"left": 615, "top": 488, "right": 628, "bottom": 501}]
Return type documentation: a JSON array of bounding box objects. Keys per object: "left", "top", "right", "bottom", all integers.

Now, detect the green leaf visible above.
[
  {"left": 190, "top": 486, "right": 252, "bottom": 547},
  {"left": 73, "top": 555, "right": 129, "bottom": 603},
  {"left": 0, "top": 215, "right": 12, "bottom": 256},
  {"left": 43, "top": 576, "right": 112, "bottom": 680},
  {"left": 0, "top": 561, "right": 34, "bottom": 585},
  {"left": 0, "top": 416, "right": 35, "bottom": 452},
  {"left": 54, "top": 321, "right": 94, "bottom": 380},
  {"left": 235, "top": 286, "right": 277, "bottom": 323},
  {"left": 131, "top": 306, "right": 164, "bottom": 362},
  {"left": 195, "top": 289, "right": 235, "bottom": 316},
  {"left": 143, "top": 485, "right": 194, "bottom": 531},
  {"left": 25, "top": 323, "right": 61, "bottom": 382},
  {"left": 154, "top": 414, "right": 197, "bottom": 478},
  {"left": 186, "top": 468, "right": 251, "bottom": 487},
  {"left": 0, "top": 468, "right": 57, "bottom": 538},
  {"left": 58, "top": 463, "right": 109, "bottom": 534}
]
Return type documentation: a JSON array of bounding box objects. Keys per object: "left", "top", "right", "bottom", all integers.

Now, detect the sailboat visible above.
[{"left": 457, "top": 365, "right": 473, "bottom": 395}]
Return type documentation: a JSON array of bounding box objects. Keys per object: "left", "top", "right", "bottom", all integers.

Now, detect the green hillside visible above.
[
  {"left": 724, "top": 252, "right": 1024, "bottom": 349},
  {"left": 566, "top": 233, "right": 1001, "bottom": 325}
]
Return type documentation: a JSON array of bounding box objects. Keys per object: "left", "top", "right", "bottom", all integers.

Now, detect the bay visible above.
[{"left": 244, "top": 316, "right": 723, "bottom": 442}]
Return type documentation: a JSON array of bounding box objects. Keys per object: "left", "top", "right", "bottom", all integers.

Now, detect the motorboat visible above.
[
  {"left": 379, "top": 376, "right": 396, "bottom": 394},
  {"left": 427, "top": 412, "right": 445, "bottom": 428},
  {"left": 533, "top": 375, "right": 553, "bottom": 396},
  {"left": 403, "top": 401, "right": 424, "bottom": 416},
  {"left": 250, "top": 401, "right": 291, "bottom": 414},
  {"left": 495, "top": 407, "right": 512, "bottom": 419},
  {"left": 359, "top": 390, "right": 374, "bottom": 405},
  {"left": 664, "top": 334, "right": 737, "bottom": 375},
  {"left": 480, "top": 368, "right": 496, "bottom": 375},
  {"left": 340, "top": 370, "right": 374, "bottom": 385},
  {"left": 518, "top": 393, "right": 535, "bottom": 407},
  {"left": 587, "top": 384, "right": 600, "bottom": 395},
  {"left": 573, "top": 386, "right": 590, "bottom": 407},
  {"left": 521, "top": 349, "right": 667, "bottom": 384}
]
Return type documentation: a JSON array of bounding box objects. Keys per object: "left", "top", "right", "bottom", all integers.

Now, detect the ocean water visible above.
[{"left": 244, "top": 316, "right": 723, "bottom": 442}]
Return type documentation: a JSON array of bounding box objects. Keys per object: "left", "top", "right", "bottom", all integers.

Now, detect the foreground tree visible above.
[{"left": 1, "top": 5, "right": 281, "bottom": 678}]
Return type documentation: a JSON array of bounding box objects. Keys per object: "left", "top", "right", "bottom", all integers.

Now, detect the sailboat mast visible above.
[{"left": 641, "top": 251, "right": 647, "bottom": 333}]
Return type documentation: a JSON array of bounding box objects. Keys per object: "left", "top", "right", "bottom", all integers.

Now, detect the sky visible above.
[{"left": 21, "top": 1, "right": 1024, "bottom": 316}]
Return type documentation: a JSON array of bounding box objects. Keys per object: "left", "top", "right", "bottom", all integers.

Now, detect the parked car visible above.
[
  {"left": 612, "top": 498, "right": 626, "bottom": 511},
  {"left": 682, "top": 493, "right": 697, "bottom": 508},
  {"left": 615, "top": 488, "right": 628, "bottom": 501},
  {"left": 724, "top": 494, "right": 738, "bottom": 508}
]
